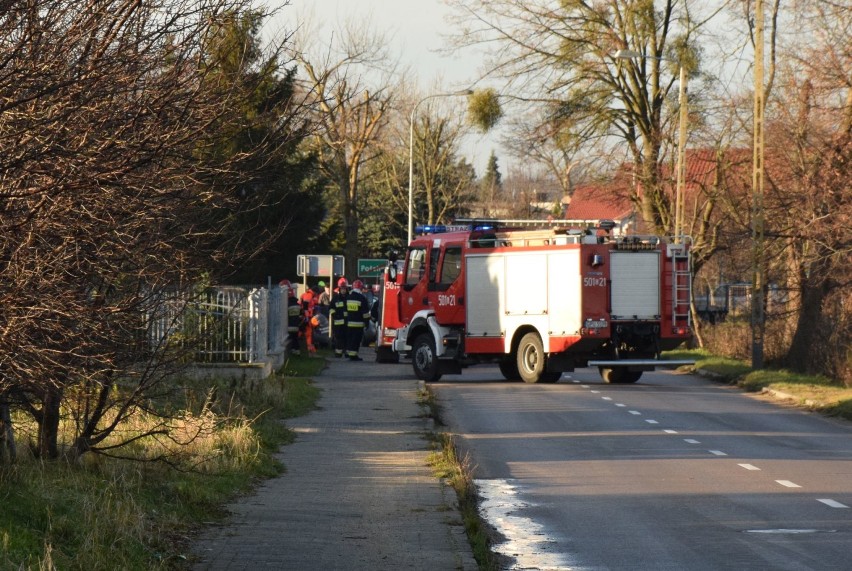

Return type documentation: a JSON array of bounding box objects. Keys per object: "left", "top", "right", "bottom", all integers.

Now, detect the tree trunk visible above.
[
  {"left": 783, "top": 266, "right": 829, "bottom": 374},
  {"left": 340, "top": 178, "right": 359, "bottom": 279},
  {"left": 70, "top": 377, "right": 113, "bottom": 458},
  {"left": 0, "top": 399, "right": 16, "bottom": 464},
  {"left": 689, "top": 300, "right": 705, "bottom": 349},
  {"left": 37, "top": 386, "right": 63, "bottom": 459}
]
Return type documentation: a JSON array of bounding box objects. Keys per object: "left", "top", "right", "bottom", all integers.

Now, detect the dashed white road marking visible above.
[
  {"left": 664, "top": 429, "right": 678, "bottom": 434},
  {"left": 645, "top": 419, "right": 659, "bottom": 424},
  {"left": 745, "top": 529, "right": 823, "bottom": 534},
  {"left": 684, "top": 439, "right": 700, "bottom": 444},
  {"left": 776, "top": 480, "right": 801, "bottom": 488},
  {"left": 817, "top": 499, "right": 849, "bottom": 508},
  {"left": 629, "top": 410, "right": 641, "bottom": 415},
  {"left": 709, "top": 450, "right": 728, "bottom": 456},
  {"left": 602, "top": 397, "right": 612, "bottom": 401},
  {"left": 738, "top": 463, "right": 761, "bottom": 471},
  {"left": 615, "top": 403, "right": 626, "bottom": 407},
  {"left": 591, "top": 390, "right": 600, "bottom": 394}
]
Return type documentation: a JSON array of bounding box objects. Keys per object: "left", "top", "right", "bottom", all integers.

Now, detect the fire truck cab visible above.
[{"left": 384, "top": 220, "right": 694, "bottom": 383}]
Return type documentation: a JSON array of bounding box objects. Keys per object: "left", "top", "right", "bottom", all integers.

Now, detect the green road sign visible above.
[{"left": 357, "top": 258, "right": 387, "bottom": 278}]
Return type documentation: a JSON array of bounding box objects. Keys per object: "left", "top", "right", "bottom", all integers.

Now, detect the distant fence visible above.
[
  {"left": 145, "top": 285, "right": 288, "bottom": 365},
  {"left": 694, "top": 282, "right": 787, "bottom": 323}
]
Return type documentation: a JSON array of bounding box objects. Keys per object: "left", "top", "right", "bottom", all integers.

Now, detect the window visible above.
[
  {"left": 405, "top": 247, "right": 427, "bottom": 286},
  {"left": 440, "top": 246, "right": 462, "bottom": 284}
]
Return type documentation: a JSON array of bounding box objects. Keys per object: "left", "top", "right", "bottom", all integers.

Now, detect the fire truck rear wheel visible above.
[
  {"left": 517, "top": 332, "right": 548, "bottom": 383},
  {"left": 599, "top": 367, "right": 642, "bottom": 384},
  {"left": 412, "top": 333, "right": 442, "bottom": 382}
]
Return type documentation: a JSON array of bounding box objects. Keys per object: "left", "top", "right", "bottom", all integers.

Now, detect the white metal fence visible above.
[{"left": 145, "top": 284, "right": 288, "bottom": 364}]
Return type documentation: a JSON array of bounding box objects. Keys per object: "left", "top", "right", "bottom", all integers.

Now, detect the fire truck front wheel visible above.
[
  {"left": 412, "top": 333, "right": 442, "bottom": 382},
  {"left": 517, "top": 332, "right": 555, "bottom": 384}
]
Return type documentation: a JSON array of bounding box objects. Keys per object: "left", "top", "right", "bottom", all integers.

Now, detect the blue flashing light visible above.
[
  {"left": 415, "top": 224, "right": 448, "bottom": 235},
  {"left": 472, "top": 224, "right": 495, "bottom": 232}
]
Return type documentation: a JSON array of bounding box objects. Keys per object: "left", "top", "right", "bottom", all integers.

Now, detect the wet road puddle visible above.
[{"left": 475, "top": 478, "right": 586, "bottom": 570}]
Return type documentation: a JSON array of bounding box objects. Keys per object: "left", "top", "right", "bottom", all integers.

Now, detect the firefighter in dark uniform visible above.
[
  {"left": 345, "top": 279, "right": 372, "bottom": 361},
  {"left": 280, "top": 279, "right": 303, "bottom": 355},
  {"left": 329, "top": 278, "right": 349, "bottom": 358}
]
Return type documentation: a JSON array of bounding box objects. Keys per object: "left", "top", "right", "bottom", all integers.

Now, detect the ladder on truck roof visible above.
[
  {"left": 453, "top": 218, "right": 614, "bottom": 231},
  {"left": 670, "top": 244, "right": 692, "bottom": 327}
]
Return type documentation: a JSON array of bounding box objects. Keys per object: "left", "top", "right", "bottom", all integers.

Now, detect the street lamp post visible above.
[
  {"left": 614, "top": 50, "right": 688, "bottom": 242},
  {"left": 408, "top": 90, "right": 472, "bottom": 244}
]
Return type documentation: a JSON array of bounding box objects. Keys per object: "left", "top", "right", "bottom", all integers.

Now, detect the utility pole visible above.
[{"left": 751, "top": 0, "right": 766, "bottom": 369}]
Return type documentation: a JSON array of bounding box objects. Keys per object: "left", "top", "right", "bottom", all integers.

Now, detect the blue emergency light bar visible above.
[
  {"left": 415, "top": 222, "right": 498, "bottom": 235},
  {"left": 414, "top": 224, "right": 448, "bottom": 234}
]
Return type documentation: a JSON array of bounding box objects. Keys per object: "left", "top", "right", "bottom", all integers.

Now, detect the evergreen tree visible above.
[
  {"left": 195, "top": 9, "right": 327, "bottom": 284},
  {"left": 480, "top": 151, "right": 502, "bottom": 215}
]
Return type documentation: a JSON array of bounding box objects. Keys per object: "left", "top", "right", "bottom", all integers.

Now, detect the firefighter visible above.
[
  {"left": 345, "top": 279, "right": 372, "bottom": 361},
  {"left": 329, "top": 277, "right": 349, "bottom": 358},
  {"left": 280, "top": 279, "right": 302, "bottom": 355},
  {"left": 299, "top": 286, "right": 318, "bottom": 353},
  {"left": 316, "top": 280, "right": 331, "bottom": 317}
]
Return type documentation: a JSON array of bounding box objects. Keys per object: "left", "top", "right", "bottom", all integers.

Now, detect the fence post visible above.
[{"left": 247, "top": 288, "right": 268, "bottom": 364}]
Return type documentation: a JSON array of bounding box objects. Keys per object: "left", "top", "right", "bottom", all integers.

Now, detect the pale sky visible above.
[
  {"left": 264, "top": 1, "right": 758, "bottom": 178},
  {"left": 282, "top": 0, "right": 479, "bottom": 88},
  {"left": 265, "top": 0, "right": 505, "bottom": 175}
]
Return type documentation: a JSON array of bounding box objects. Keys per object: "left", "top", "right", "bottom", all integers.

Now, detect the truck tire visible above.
[
  {"left": 517, "top": 332, "right": 548, "bottom": 383},
  {"left": 599, "top": 367, "right": 642, "bottom": 384},
  {"left": 499, "top": 358, "right": 520, "bottom": 381},
  {"left": 412, "top": 333, "right": 442, "bottom": 382}
]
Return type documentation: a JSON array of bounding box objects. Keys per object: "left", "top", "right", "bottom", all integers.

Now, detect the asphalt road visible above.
[{"left": 433, "top": 366, "right": 852, "bottom": 570}]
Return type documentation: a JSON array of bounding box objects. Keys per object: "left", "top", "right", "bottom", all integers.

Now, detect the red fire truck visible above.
[{"left": 377, "top": 219, "right": 694, "bottom": 383}]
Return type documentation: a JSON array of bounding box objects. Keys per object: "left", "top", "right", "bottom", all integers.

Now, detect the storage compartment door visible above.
[
  {"left": 466, "top": 254, "right": 504, "bottom": 337},
  {"left": 610, "top": 252, "right": 660, "bottom": 320}
]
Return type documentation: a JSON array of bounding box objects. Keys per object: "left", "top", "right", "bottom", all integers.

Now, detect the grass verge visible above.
[
  {"left": 0, "top": 351, "right": 327, "bottom": 570},
  {"left": 666, "top": 348, "right": 852, "bottom": 420},
  {"left": 419, "top": 386, "right": 503, "bottom": 571}
]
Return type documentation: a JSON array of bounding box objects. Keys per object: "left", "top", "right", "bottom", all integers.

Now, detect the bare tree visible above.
[
  {"left": 409, "top": 97, "right": 476, "bottom": 226},
  {"left": 446, "top": 0, "right": 723, "bottom": 233},
  {"left": 0, "top": 0, "right": 309, "bottom": 460},
  {"left": 291, "top": 11, "right": 399, "bottom": 277},
  {"left": 355, "top": 90, "right": 477, "bottom": 256},
  {"left": 760, "top": 1, "right": 851, "bottom": 380}
]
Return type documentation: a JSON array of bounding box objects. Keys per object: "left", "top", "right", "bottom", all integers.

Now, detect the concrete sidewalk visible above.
[{"left": 190, "top": 355, "right": 477, "bottom": 570}]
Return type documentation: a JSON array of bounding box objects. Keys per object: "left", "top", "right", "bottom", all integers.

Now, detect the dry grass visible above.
[{"left": 1, "top": 354, "right": 325, "bottom": 569}]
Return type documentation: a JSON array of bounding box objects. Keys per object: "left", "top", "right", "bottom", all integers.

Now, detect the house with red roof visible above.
[
  {"left": 563, "top": 166, "right": 637, "bottom": 235},
  {"left": 564, "top": 149, "right": 750, "bottom": 237}
]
